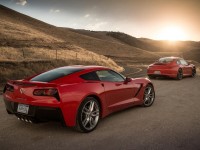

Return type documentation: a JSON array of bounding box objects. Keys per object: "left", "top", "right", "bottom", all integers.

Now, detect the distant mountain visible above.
[
  {"left": 0, "top": 5, "right": 124, "bottom": 71},
  {"left": 70, "top": 29, "right": 200, "bottom": 62},
  {"left": 0, "top": 4, "right": 200, "bottom": 82}
]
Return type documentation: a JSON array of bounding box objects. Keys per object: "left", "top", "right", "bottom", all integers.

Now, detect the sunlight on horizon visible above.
[{"left": 155, "top": 26, "right": 187, "bottom": 41}]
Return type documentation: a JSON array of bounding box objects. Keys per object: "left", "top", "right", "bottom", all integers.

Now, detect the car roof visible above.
[
  {"left": 160, "top": 56, "right": 182, "bottom": 60},
  {"left": 56, "top": 65, "right": 110, "bottom": 71}
]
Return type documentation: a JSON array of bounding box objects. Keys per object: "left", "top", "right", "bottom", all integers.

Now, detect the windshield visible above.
[
  {"left": 31, "top": 67, "right": 83, "bottom": 82},
  {"left": 157, "top": 58, "right": 173, "bottom": 63}
]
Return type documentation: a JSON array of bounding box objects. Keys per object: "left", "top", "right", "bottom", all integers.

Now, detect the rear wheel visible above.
[
  {"left": 148, "top": 75, "right": 155, "bottom": 79},
  {"left": 76, "top": 97, "right": 100, "bottom": 133},
  {"left": 191, "top": 68, "right": 196, "bottom": 77},
  {"left": 143, "top": 84, "right": 155, "bottom": 107},
  {"left": 176, "top": 69, "right": 183, "bottom": 80},
  {"left": 6, "top": 109, "right": 12, "bottom": 114}
]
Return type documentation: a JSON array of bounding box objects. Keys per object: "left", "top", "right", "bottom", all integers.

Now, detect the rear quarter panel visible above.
[{"left": 58, "top": 81, "right": 106, "bottom": 126}]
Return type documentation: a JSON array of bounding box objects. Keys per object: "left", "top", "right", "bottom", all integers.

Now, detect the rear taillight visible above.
[
  {"left": 33, "top": 88, "right": 60, "bottom": 101},
  {"left": 33, "top": 88, "right": 57, "bottom": 96},
  {"left": 4, "top": 84, "right": 14, "bottom": 93}
]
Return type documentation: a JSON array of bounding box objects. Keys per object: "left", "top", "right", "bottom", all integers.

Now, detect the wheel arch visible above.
[
  {"left": 87, "top": 95, "right": 102, "bottom": 116},
  {"left": 142, "top": 83, "right": 155, "bottom": 107},
  {"left": 146, "top": 82, "right": 154, "bottom": 89},
  {"left": 144, "top": 82, "right": 155, "bottom": 96},
  {"left": 178, "top": 67, "right": 182, "bottom": 72},
  {"left": 79, "top": 94, "right": 103, "bottom": 118}
]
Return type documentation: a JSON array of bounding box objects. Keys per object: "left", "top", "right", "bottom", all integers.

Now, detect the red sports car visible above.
[
  {"left": 3, "top": 66, "right": 155, "bottom": 132},
  {"left": 147, "top": 57, "right": 196, "bottom": 80}
]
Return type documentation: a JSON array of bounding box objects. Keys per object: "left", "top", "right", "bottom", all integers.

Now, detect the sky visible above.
[{"left": 1, "top": 0, "right": 200, "bottom": 41}]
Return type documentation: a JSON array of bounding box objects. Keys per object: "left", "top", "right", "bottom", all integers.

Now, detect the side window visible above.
[
  {"left": 177, "top": 60, "right": 181, "bottom": 65},
  {"left": 180, "top": 59, "right": 188, "bottom": 65},
  {"left": 96, "top": 70, "right": 125, "bottom": 82},
  {"left": 80, "top": 72, "right": 100, "bottom": 81}
]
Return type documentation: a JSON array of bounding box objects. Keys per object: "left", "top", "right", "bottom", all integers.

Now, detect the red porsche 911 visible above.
[
  {"left": 147, "top": 57, "right": 196, "bottom": 80},
  {"left": 3, "top": 66, "right": 155, "bottom": 132}
]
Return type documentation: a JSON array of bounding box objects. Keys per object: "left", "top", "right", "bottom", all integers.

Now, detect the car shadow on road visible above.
[
  {"left": 150, "top": 76, "right": 195, "bottom": 81},
  {"left": 13, "top": 105, "right": 147, "bottom": 134}
]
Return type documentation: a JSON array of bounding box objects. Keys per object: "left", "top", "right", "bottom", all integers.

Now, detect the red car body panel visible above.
[
  {"left": 3, "top": 66, "right": 153, "bottom": 127},
  {"left": 147, "top": 57, "right": 195, "bottom": 78}
]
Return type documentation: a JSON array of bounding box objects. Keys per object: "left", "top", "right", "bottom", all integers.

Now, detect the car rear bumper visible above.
[
  {"left": 147, "top": 69, "right": 177, "bottom": 78},
  {"left": 3, "top": 98, "right": 65, "bottom": 123}
]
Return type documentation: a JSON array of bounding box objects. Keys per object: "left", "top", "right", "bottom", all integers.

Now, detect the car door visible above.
[{"left": 96, "top": 70, "right": 137, "bottom": 112}]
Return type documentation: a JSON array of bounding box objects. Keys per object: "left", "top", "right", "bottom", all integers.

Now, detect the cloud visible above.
[
  {"left": 86, "top": 22, "right": 108, "bottom": 30},
  {"left": 84, "top": 14, "right": 90, "bottom": 18},
  {"left": 50, "top": 9, "right": 61, "bottom": 13},
  {"left": 15, "top": 0, "right": 27, "bottom": 6}
]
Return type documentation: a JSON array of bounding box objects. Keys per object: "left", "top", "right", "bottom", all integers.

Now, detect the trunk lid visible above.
[
  {"left": 149, "top": 62, "right": 173, "bottom": 69},
  {"left": 5, "top": 80, "right": 58, "bottom": 101}
]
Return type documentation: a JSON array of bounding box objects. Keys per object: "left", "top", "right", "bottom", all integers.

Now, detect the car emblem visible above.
[{"left": 20, "top": 88, "right": 25, "bottom": 94}]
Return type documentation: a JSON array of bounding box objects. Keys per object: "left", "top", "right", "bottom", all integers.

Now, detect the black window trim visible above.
[
  {"left": 30, "top": 68, "right": 84, "bottom": 82},
  {"left": 80, "top": 71, "right": 100, "bottom": 81}
]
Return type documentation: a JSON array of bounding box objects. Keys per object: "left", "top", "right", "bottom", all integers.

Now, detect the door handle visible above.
[
  {"left": 101, "top": 83, "right": 104, "bottom": 87},
  {"left": 115, "top": 83, "right": 122, "bottom": 86}
]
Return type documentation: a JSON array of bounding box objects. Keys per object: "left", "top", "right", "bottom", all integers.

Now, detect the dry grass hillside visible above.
[
  {"left": 0, "top": 5, "right": 124, "bottom": 86},
  {"left": 0, "top": 4, "right": 159, "bottom": 87},
  {"left": 138, "top": 39, "right": 200, "bottom": 62},
  {"left": 0, "top": 4, "right": 200, "bottom": 89},
  {"left": 0, "top": 5, "right": 159, "bottom": 60},
  {"left": 72, "top": 30, "right": 200, "bottom": 62}
]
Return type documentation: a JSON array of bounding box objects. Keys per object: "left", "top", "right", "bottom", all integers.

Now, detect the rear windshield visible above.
[
  {"left": 158, "top": 58, "right": 173, "bottom": 63},
  {"left": 30, "top": 67, "right": 83, "bottom": 82}
]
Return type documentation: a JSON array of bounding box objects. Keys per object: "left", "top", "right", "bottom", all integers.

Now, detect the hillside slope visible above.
[
  {"left": 71, "top": 29, "right": 200, "bottom": 62},
  {"left": 0, "top": 5, "right": 159, "bottom": 61},
  {"left": 0, "top": 5, "right": 122, "bottom": 71},
  {"left": 1, "top": 4, "right": 199, "bottom": 87},
  {"left": 0, "top": 5, "right": 124, "bottom": 84}
]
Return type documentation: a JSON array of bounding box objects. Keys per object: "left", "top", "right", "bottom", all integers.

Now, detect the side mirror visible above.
[{"left": 124, "top": 77, "right": 132, "bottom": 83}]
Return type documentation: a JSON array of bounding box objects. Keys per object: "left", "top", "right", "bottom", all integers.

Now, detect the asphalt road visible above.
[{"left": 0, "top": 76, "right": 200, "bottom": 150}]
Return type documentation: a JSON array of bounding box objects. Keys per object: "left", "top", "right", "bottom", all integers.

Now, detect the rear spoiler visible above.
[{"left": 7, "top": 80, "right": 57, "bottom": 87}]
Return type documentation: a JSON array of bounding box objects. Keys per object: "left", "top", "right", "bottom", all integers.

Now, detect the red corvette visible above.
[
  {"left": 3, "top": 66, "right": 155, "bottom": 132},
  {"left": 147, "top": 57, "right": 196, "bottom": 80}
]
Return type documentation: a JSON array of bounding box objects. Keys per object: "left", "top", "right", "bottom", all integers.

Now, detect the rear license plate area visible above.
[
  {"left": 154, "top": 71, "right": 161, "bottom": 74},
  {"left": 17, "top": 104, "right": 29, "bottom": 114}
]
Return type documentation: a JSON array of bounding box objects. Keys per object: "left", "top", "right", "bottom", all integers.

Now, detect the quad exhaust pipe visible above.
[{"left": 18, "top": 117, "right": 33, "bottom": 123}]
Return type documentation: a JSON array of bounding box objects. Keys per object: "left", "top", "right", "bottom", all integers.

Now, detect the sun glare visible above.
[{"left": 156, "top": 26, "right": 187, "bottom": 41}]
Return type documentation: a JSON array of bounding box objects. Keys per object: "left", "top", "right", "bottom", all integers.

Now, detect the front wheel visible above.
[
  {"left": 191, "top": 68, "right": 196, "bottom": 77},
  {"left": 143, "top": 84, "right": 155, "bottom": 107},
  {"left": 176, "top": 69, "right": 183, "bottom": 80},
  {"left": 76, "top": 97, "right": 100, "bottom": 133},
  {"left": 148, "top": 75, "right": 155, "bottom": 79}
]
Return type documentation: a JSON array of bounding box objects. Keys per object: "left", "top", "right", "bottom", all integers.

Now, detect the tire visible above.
[
  {"left": 148, "top": 75, "right": 155, "bottom": 79},
  {"left": 143, "top": 84, "right": 155, "bottom": 107},
  {"left": 76, "top": 97, "right": 100, "bottom": 133},
  {"left": 6, "top": 109, "right": 12, "bottom": 114},
  {"left": 191, "top": 68, "right": 196, "bottom": 77},
  {"left": 176, "top": 69, "right": 183, "bottom": 80}
]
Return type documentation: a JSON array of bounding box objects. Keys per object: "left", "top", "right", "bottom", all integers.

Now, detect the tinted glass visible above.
[
  {"left": 31, "top": 67, "right": 83, "bottom": 82},
  {"left": 158, "top": 58, "right": 173, "bottom": 63},
  {"left": 80, "top": 72, "right": 100, "bottom": 81},
  {"left": 96, "top": 70, "right": 125, "bottom": 82},
  {"left": 179, "top": 59, "right": 188, "bottom": 65},
  {"left": 176, "top": 60, "right": 181, "bottom": 65}
]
